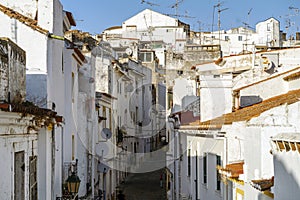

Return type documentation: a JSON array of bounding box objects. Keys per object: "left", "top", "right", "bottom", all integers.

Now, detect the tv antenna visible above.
[
  {"left": 197, "top": 20, "right": 202, "bottom": 44},
  {"left": 165, "top": 0, "right": 194, "bottom": 19},
  {"left": 141, "top": 0, "right": 160, "bottom": 6},
  {"left": 242, "top": 8, "right": 254, "bottom": 52},
  {"left": 170, "top": 0, "right": 184, "bottom": 16},
  {"left": 165, "top": 13, "right": 195, "bottom": 19},
  {"left": 212, "top": 1, "right": 228, "bottom": 46},
  {"left": 279, "top": 6, "right": 299, "bottom": 40}
]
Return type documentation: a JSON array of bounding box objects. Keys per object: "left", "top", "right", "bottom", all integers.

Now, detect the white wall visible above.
[
  {"left": 178, "top": 131, "right": 224, "bottom": 200},
  {"left": 123, "top": 9, "right": 178, "bottom": 31},
  {"left": 273, "top": 151, "right": 300, "bottom": 200},
  {"left": 0, "top": 112, "right": 47, "bottom": 199},
  {"left": 200, "top": 74, "right": 232, "bottom": 121},
  {"left": 173, "top": 78, "right": 196, "bottom": 112},
  {"left": 0, "top": 11, "right": 48, "bottom": 73}
]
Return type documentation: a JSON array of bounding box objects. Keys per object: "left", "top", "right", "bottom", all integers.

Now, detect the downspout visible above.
[
  {"left": 178, "top": 129, "right": 182, "bottom": 200},
  {"left": 225, "top": 136, "right": 228, "bottom": 200},
  {"left": 195, "top": 150, "right": 198, "bottom": 200}
]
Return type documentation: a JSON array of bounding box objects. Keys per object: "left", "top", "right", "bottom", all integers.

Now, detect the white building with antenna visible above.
[
  {"left": 103, "top": 9, "right": 190, "bottom": 55},
  {"left": 198, "top": 17, "right": 280, "bottom": 56}
]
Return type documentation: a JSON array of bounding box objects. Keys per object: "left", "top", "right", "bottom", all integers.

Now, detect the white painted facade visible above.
[
  {"left": 167, "top": 40, "right": 300, "bottom": 200},
  {"left": 103, "top": 8, "right": 190, "bottom": 64},
  {"left": 172, "top": 77, "right": 197, "bottom": 113},
  {"left": 0, "top": 0, "right": 88, "bottom": 198},
  {"left": 199, "top": 18, "right": 280, "bottom": 56},
  {"left": 91, "top": 41, "right": 156, "bottom": 198},
  {"left": 271, "top": 133, "right": 300, "bottom": 200},
  {"left": 0, "top": 111, "right": 56, "bottom": 200},
  {"left": 200, "top": 73, "right": 233, "bottom": 122},
  {"left": 166, "top": 118, "right": 226, "bottom": 200}
]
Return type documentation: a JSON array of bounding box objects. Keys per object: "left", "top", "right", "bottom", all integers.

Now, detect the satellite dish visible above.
[
  {"left": 95, "top": 143, "right": 109, "bottom": 157},
  {"left": 125, "top": 47, "right": 133, "bottom": 56},
  {"left": 98, "top": 162, "right": 109, "bottom": 173},
  {"left": 101, "top": 128, "right": 112, "bottom": 139}
]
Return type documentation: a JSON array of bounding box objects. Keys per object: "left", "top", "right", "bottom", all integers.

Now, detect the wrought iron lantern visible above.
[{"left": 66, "top": 172, "right": 81, "bottom": 194}]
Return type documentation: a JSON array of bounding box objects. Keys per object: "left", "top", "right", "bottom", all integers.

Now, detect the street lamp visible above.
[{"left": 66, "top": 172, "right": 81, "bottom": 196}]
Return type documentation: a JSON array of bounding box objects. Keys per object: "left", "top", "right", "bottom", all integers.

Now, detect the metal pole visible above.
[{"left": 195, "top": 150, "right": 198, "bottom": 200}]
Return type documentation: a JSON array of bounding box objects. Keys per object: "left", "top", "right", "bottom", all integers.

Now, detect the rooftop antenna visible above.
[
  {"left": 197, "top": 20, "right": 202, "bottom": 45},
  {"left": 170, "top": 0, "right": 184, "bottom": 16},
  {"left": 242, "top": 8, "right": 253, "bottom": 52},
  {"left": 166, "top": 0, "right": 194, "bottom": 19},
  {"left": 141, "top": 0, "right": 160, "bottom": 6},
  {"left": 279, "top": 6, "right": 299, "bottom": 41},
  {"left": 143, "top": 14, "right": 154, "bottom": 49},
  {"left": 213, "top": 0, "right": 228, "bottom": 48}
]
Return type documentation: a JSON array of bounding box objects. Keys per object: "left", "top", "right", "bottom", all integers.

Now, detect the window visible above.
[
  {"left": 225, "top": 36, "right": 229, "bottom": 41},
  {"left": 187, "top": 149, "right": 191, "bottom": 176},
  {"left": 62, "top": 53, "right": 64, "bottom": 73},
  {"left": 216, "top": 155, "right": 221, "bottom": 191},
  {"left": 203, "top": 153, "right": 207, "bottom": 184},
  {"left": 72, "top": 72, "right": 75, "bottom": 103},
  {"left": 117, "top": 82, "right": 122, "bottom": 94},
  {"left": 108, "top": 109, "right": 112, "bottom": 129},
  {"left": 167, "top": 87, "right": 173, "bottom": 110},
  {"left": 267, "top": 23, "right": 271, "bottom": 31},
  {"left": 138, "top": 52, "right": 153, "bottom": 62},
  {"left": 118, "top": 116, "right": 122, "bottom": 127},
  {"left": 238, "top": 36, "right": 243, "bottom": 41},
  {"left": 29, "top": 156, "right": 37, "bottom": 200},
  {"left": 177, "top": 70, "right": 183, "bottom": 76},
  {"left": 102, "top": 107, "right": 107, "bottom": 128},
  {"left": 14, "top": 151, "right": 25, "bottom": 199}
]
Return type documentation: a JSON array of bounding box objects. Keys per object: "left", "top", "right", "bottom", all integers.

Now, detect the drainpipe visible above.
[
  {"left": 178, "top": 130, "right": 182, "bottom": 200},
  {"left": 225, "top": 136, "right": 228, "bottom": 200},
  {"left": 195, "top": 150, "right": 198, "bottom": 200}
]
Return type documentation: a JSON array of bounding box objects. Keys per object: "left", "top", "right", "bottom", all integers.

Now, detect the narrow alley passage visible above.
[{"left": 118, "top": 168, "right": 167, "bottom": 200}]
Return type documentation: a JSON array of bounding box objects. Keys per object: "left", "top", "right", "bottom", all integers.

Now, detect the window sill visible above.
[{"left": 215, "top": 190, "right": 221, "bottom": 197}]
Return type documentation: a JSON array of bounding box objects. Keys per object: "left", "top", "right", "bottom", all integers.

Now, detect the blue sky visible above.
[{"left": 61, "top": 0, "right": 300, "bottom": 36}]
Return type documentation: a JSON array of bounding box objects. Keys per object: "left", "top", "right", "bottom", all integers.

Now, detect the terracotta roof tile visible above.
[
  {"left": 65, "top": 11, "right": 76, "bottom": 26},
  {"left": 0, "top": 4, "right": 48, "bottom": 35},
  {"left": 251, "top": 177, "right": 274, "bottom": 191},
  {"left": 182, "top": 89, "right": 300, "bottom": 130},
  {"left": 283, "top": 71, "right": 300, "bottom": 81},
  {"left": 218, "top": 161, "right": 244, "bottom": 178}
]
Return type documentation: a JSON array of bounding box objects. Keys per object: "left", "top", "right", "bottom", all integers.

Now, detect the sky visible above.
[{"left": 60, "top": 0, "right": 300, "bottom": 37}]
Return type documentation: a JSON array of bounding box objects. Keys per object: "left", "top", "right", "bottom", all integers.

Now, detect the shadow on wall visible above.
[
  {"left": 272, "top": 154, "right": 300, "bottom": 200},
  {"left": 240, "top": 96, "right": 263, "bottom": 108}
]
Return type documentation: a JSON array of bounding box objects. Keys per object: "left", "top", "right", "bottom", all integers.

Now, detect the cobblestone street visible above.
[{"left": 119, "top": 168, "right": 167, "bottom": 200}]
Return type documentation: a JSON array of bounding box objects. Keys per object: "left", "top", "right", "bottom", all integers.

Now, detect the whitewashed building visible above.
[
  {"left": 91, "top": 40, "right": 156, "bottom": 198},
  {"left": 0, "top": 37, "right": 62, "bottom": 200},
  {"left": 102, "top": 8, "right": 190, "bottom": 64},
  {"left": 0, "top": 0, "right": 89, "bottom": 198},
  {"left": 198, "top": 17, "right": 281, "bottom": 56}
]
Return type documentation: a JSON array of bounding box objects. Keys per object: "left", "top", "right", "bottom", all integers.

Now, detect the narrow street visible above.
[
  {"left": 118, "top": 169, "right": 167, "bottom": 200},
  {"left": 118, "top": 146, "right": 168, "bottom": 200}
]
